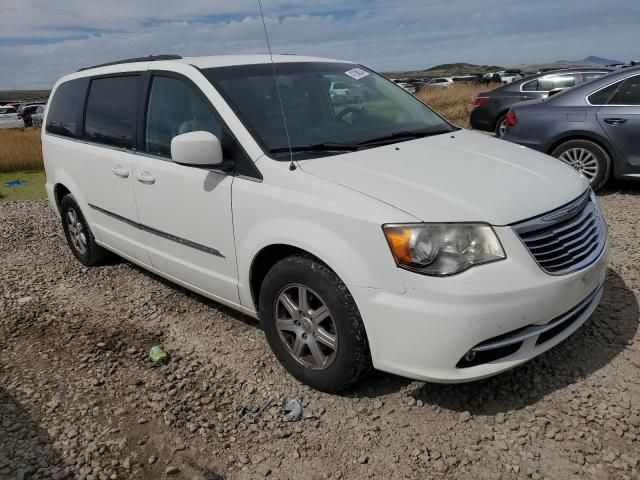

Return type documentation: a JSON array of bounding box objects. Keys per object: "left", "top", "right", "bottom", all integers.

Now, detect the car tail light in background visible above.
[
  {"left": 506, "top": 111, "right": 517, "bottom": 127},
  {"left": 17, "top": 114, "right": 22, "bottom": 120},
  {"left": 474, "top": 96, "right": 490, "bottom": 106}
]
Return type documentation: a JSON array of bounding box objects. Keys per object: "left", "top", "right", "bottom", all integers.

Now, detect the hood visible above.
[{"left": 299, "top": 129, "right": 588, "bottom": 225}]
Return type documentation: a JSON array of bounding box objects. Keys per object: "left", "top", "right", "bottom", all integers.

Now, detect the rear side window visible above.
[
  {"left": 84, "top": 76, "right": 141, "bottom": 149},
  {"left": 145, "top": 76, "right": 221, "bottom": 158},
  {"left": 46, "top": 78, "right": 88, "bottom": 138},
  {"left": 608, "top": 75, "right": 640, "bottom": 105},
  {"left": 0, "top": 107, "right": 17, "bottom": 114},
  {"left": 582, "top": 72, "right": 606, "bottom": 82},
  {"left": 587, "top": 81, "right": 623, "bottom": 105},
  {"left": 522, "top": 75, "right": 576, "bottom": 92}
]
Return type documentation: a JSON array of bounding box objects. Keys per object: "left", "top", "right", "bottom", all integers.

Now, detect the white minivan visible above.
[{"left": 43, "top": 54, "right": 608, "bottom": 392}]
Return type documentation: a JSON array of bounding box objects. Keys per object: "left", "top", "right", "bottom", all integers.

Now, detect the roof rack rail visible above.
[{"left": 78, "top": 54, "right": 182, "bottom": 72}]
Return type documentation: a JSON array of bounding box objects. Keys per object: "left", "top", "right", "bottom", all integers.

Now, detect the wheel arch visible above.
[
  {"left": 53, "top": 183, "right": 71, "bottom": 213},
  {"left": 547, "top": 132, "right": 616, "bottom": 176},
  {"left": 547, "top": 133, "right": 613, "bottom": 159},
  {"left": 249, "top": 244, "right": 335, "bottom": 314},
  {"left": 49, "top": 172, "right": 93, "bottom": 226}
]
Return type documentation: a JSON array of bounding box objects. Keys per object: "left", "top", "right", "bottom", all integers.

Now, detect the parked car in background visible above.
[
  {"left": 502, "top": 66, "right": 640, "bottom": 190},
  {"left": 470, "top": 68, "right": 611, "bottom": 137},
  {"left": 43, "top": 54, "right": 607, "bottom": 391},
  {"left": 397, "top": 82, "right": 416, "bottom": 94},
  {"left": 0, "top": 105, "right": 23, "bottom": 129},
  {"left": 30, "top": 105, "right": 45, "bottom": 127},
  {"left": 426, "top": 77, "right": 453, "bottom": 87},
  {"left": 479, "top": 72, "right": 502, "bottom": 84},
  {"left": 500, "top": 72, "right": 522, "bottom": 84},
  {"left": 21, "top": 103, "right": 46, "bottom": 127}
]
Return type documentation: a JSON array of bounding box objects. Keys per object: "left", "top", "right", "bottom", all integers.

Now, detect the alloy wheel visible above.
[
  {"left": 66, "top": 207, "right": 87, "bottom": 255},
  {"left": 558, "top": 147, "right": 599, "bottom": 180},
  {"left": 274, "top": 284, "right": 338, "bottom": 370},
  {"left": 497, "top": 119, "right": 508, "bottom": 137}
]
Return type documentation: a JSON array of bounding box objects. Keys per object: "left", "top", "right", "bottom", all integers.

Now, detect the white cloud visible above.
[{"left": 0, "top": 0, "right": 638, "bottom": 89}]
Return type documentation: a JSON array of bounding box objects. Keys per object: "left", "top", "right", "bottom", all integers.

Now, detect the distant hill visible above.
[
  {"left": 425, "top": 63, "right": 503, "bottom": 74},
  {"left": 555, "top": 56, "right": 623, "bottom": 66},
  {"left": 0, "top": 90, "right": 50, "bottom": 103},
  {"left": 385, "top": 62, "right": 504, "bottom": 78}
]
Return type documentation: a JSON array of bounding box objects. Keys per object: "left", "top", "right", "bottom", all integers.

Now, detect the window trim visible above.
[
  {"left": 140, "top": 70, "right": 262, "bottom": 181},
  {"left": 585, "top": 73, "right": 640, "bottom": 107}
]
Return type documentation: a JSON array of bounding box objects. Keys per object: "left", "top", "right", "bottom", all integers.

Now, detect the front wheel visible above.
[
  {"left": 258, "top": 255, "right": 372, "bottom": 392},
  {"left": 551, "top": 139, "right": 611, "bottom": 191}
]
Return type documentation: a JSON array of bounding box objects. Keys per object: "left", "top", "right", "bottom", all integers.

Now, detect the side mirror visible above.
[
  {"left": 171, "top": 131, "right": 224, "bottom": 167},
  {"left": 547, "top": 88, "right": 565, "bottom": 97}
]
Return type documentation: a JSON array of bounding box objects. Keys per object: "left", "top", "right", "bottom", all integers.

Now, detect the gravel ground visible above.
[{"left": 1, "top": 186, "right": 639, "bottom": 480}]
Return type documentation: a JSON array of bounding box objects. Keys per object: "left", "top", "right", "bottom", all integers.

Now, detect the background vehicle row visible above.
[{"left": 502, "top": 66, "right": 640, "bottom": 191}]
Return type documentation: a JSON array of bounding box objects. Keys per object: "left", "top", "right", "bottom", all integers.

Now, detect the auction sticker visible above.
[{"left": 345, "top": 68, "right": 370, "bottom": 80}]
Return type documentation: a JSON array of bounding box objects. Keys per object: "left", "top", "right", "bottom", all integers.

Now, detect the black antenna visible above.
[{"left": 257, "top": 0, "right": 296, "bottom": 171}]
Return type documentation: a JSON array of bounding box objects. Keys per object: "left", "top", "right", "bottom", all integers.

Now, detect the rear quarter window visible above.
[
  {"left": 46, "top": 78, "right": 89, "bottom": 138},
  {"left": 587, "top": 81, "right": 623, "bottom": 105}
]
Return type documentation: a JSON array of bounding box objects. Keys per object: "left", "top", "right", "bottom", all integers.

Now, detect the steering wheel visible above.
[{"left": 336, "top": 106, "right": 364, "bottom": 124}]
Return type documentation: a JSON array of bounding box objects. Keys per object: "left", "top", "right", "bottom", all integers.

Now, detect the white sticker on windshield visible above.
[{"left": 345, "top": 68, "right": 370, "bottom": 80}]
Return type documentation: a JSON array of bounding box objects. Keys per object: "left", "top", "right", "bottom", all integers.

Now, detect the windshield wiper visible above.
[
  {"left": 356, "top": 128, "right": 451, "bottom": 147},
  {"left": 269, "top": 142, "right": 360, "bottom": 154}
]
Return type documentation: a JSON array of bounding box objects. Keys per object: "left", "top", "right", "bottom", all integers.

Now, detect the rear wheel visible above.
[
  {"left": 494, "top": 113, "right": 508, "bottom": 137},
  {"left": 258, "top": 255, "right": 372, "bottom": 392},
  {"left": 551, "top": 139, "right": 611, "bottom": 191},
  {"left": 60, "top": 194, "right": 109, "bottom": 266}
]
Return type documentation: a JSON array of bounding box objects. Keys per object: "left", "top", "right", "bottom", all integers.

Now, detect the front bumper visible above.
[{"left": 350, "top": 225, "right": 608, "bottom": 383}]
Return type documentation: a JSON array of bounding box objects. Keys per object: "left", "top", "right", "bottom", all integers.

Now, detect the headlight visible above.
[{"left": 383, "top": 223, "right": 506, "bottom": 276}]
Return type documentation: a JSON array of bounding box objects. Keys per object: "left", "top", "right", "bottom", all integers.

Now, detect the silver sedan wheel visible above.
[
  {"left": 275, "top": 284, "right": 338, "bottom": 370},
  {"left": 67, "top": 207, "right": 87, "bottom": 255},
  {"left": 558, "top": 147, "right": 599, "bottom": 180}
]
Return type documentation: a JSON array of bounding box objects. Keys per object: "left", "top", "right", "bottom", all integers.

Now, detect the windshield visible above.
[{"left": 203, "top": 62, "right": 453, "bottom": 159}]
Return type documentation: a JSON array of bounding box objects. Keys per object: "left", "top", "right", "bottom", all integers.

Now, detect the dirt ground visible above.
[{"left": 1, "top": 186, "right": 639, "bottom": 480}]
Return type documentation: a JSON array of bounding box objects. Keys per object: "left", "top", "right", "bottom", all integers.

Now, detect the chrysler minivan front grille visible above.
[{"left": 512, "top": 189, "right": 607, "bottom": 275}]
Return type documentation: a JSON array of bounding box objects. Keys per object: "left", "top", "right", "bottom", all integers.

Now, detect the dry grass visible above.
[
  {"left": 0, "top": 128, "right": 43, "bottom": 173},
  {"left": 417, "top": 83, "right": 498, "bottom": 128}
]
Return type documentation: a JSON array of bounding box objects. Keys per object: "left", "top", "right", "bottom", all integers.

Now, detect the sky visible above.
[{"left": 1, "top": 0, "right": 638, "bottom": 90}]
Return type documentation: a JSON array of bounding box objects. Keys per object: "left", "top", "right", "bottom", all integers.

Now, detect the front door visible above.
[{"left": 132, "top": 73, "right": 239, "bottom": 303}]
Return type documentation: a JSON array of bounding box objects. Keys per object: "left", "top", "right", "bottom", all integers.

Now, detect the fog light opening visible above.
[{"left": 464, "top": 350, "right": 476, "bottom": 362}]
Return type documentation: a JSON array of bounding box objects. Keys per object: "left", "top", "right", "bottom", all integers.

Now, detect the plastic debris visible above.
[
  {"left": 4, "top": 179, "right": 28, "bottom": 187},
  {"left": 241, "top": 399, "right": 273, "bottom": 420},
  {"left": 282, "top": 399, "right": 313, "bottom": 422},
  {"left": 149, "top": 346, "right": 168, "bottom": 364}
]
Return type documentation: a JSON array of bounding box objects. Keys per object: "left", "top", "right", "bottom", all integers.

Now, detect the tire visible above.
[
  {"left": 60, "top": 194, "right": 109, "bottom": 266},
  {"left": 258, "top": 255, "right": 372, "bottom": 392},
  {"left": 494, "top": 113, "right": 507, "bottom": 138},
  {"left": 551, "top": 139, "right": 611, "bottom": 191}
]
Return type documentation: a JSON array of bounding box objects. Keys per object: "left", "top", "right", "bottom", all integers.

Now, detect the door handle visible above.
[
  {"left": 112, "top": 166, "right": 129, "bottom": 178},
  {"left": 135, "top": 171, "right": 156, "bottom": 184},
  {"left": 603, "top": 118, "right": 628, "bottom": 125}
]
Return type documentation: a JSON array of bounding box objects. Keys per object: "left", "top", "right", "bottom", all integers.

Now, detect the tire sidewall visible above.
[
  {"left": 60, "top": 195, "right": 101, "bottom": 265},
  {"left": 259, "top": 256, "right": 369, "bottom": 392},
  {"left": 552, "top": 140, "right": 610, "bottom": 191}
]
